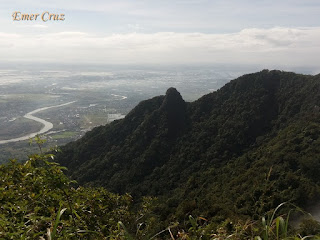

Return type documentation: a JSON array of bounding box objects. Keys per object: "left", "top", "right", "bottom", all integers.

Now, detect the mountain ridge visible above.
[{"left": 57, "top": 69, "right": 320, "bottom": 222}]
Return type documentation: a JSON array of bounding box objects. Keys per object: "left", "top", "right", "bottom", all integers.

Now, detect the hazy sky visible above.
[{"left": 1, "top": 0, "right": 320, "bottom": 70}]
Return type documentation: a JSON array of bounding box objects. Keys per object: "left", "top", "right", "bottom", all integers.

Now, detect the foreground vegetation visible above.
[{"left": 1, "top": 145, "right": 319, "bottom": 239}]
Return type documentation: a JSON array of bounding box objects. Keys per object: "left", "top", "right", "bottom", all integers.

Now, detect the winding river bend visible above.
[{"left": 0, "top": 101, "right": 76, "bottom": 145}]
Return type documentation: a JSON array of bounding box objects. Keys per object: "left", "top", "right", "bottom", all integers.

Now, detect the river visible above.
[{"left": 0, "top": 101, "right": 75, "bottom": 145}]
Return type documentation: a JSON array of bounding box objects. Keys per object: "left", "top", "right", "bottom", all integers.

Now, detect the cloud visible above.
[
  {"left": 18, "top": 24, "right": 48, "bottom": 29},
  {"left": 0, "top": 27, "right": 319, "bottom": 68},
  {"left": 127, "top": 24, "right": 143, "bottom": 32}
]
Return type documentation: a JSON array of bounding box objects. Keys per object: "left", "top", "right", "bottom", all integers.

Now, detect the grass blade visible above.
[{"left": 51, "top": 205, "right": 67, "bottom": 240}]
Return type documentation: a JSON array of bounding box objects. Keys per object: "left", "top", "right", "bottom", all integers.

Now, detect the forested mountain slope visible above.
[{"left": 57, "top": 70, "right": 320, "bottom": 222}]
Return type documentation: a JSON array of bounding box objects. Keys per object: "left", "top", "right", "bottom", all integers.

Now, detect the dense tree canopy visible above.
[{"left": 57, "top": 70, "right": 320, "bottom": 225}]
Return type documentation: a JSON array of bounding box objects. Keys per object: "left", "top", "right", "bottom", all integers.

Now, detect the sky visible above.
[{"left": 0, "top": 0, "right": 320, "bottom": 71}]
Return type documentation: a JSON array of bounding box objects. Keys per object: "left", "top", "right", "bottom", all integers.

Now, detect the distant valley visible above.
[{"left": 0, "top": 65, "right": 243, "bottom": 162}]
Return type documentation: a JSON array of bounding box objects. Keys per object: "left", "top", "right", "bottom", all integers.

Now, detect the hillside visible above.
[{"left": 57, "top": 70, "right": 320, "bottom": 223}]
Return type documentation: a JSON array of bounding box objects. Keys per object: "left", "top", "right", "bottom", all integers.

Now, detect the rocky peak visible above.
[
  {"left": 160, "top": 88, "right": 187, "bottom": 137},
  {"left": 161, "top": 87, "right": 185, "bottom": 109}
]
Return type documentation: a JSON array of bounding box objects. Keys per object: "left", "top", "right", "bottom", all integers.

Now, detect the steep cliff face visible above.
[{"left": 57, "top": 70, "right": 320, "bottom": 221}]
